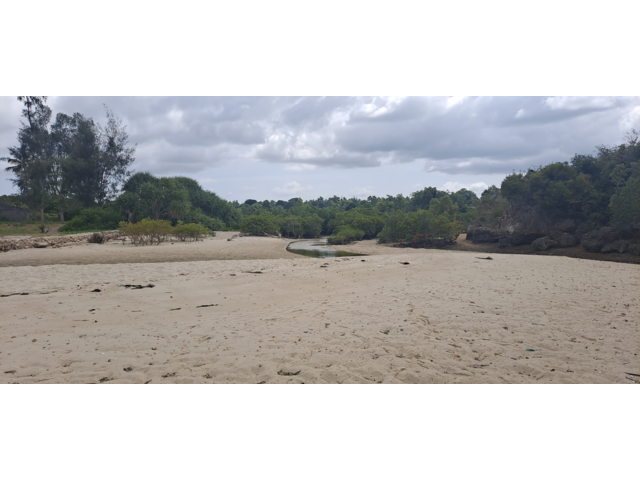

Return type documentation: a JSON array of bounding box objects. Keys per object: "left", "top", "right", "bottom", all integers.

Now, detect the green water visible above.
[{"left": 286, "top": 237, "right": 366, "bottom": 258}]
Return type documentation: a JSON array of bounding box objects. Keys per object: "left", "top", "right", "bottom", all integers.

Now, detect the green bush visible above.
[
  {"left": 328, "top": 207, "right": 385, "bottom": 239},
  {"left": 27, "top": 213, "right": 60, "bottom": 223},
  {"left": 173, "top": 222, "right": 212, "bottom": 241},
  {"left": 377, "top": 212, "right": 410, "bottom": 243},
  {"left": 377, "top": 210, "right": 462, "bottom": 247},
  {"left": 183, "top": 209, "right": 226, "bottom": 232},
  {"left": 301, "top": 214, "right": 323, "bottom": 238},
  {"left": 610, "top": 175, "right": 640, "bottom": 232},
  {"left": 60, "top": 207, "right": 125, "bottom": 233},
  {"left": 240, "top": 215, "right": 280, "bottom": 236},
  {"left": 119, "top": 219, "right": 213, "bottom": 245},
  {"left": 327, "top": 226, "right": 365, "bottom": 245},
  {"left": 119, "top": 218, "right": 173, "bottom": 245}
]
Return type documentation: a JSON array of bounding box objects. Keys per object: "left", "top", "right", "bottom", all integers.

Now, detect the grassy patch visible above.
[{"left": 0, "top": 222, "right": 65, "bottom": 237}]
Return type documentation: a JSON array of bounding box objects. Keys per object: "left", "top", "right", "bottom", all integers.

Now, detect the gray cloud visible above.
[{"left": 2, "top": 96, "right": 639, "bottom": 197}]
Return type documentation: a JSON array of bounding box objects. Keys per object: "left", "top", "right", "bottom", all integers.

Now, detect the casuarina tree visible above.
[{"left": 3, "top": 96, "right": 54, "bottom": 231}]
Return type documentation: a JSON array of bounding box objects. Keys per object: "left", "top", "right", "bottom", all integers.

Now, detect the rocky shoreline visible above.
[
  {"left": 467, "top": 219, "right": 640, "bottom": 256},
  {"left": 0, "top": 231, "right": 120, "bottom": 253}
]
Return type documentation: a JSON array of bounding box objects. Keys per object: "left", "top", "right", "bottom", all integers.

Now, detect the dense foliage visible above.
[
  {"left": 0, "top": 194, "right": 29, "bottom": 209},
  {"left": 240, "top": 214, "right": 280, "bottom": 236},
  {"left": 59, "top": 206, "right": 125, "bottom": 233},
  {"left": 498, "top": 130, "right": 640, "bottom": 233},
  {"left": 116, "top": 172, "right": 235, "bottom": 231},
  {"left": 377, "top": 197, "right": 462, "bottom": 246},
  {"left": 2, "top": 97, "right": 136, "bottom": 231},
  {"left": 328, "top": 226, "right": 365, "bottom": 245},
  {"left": 238, "top": 189, "right": 472, "bottom": 246}
]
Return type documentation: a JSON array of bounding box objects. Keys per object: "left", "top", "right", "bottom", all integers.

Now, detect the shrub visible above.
[
  {"left": 60, "top": 207, "right": 125, "bottom": 233},
  {"left": 377, "top": 212, "right": 411, "bottom": 243},
  {"left": 28, "top": 213, "right": 60, "bottom": 223},
  {"left": 182, "top": 208, "right": 226, "bottom": 232},
  {"left": 301, "top": 214, "right": 323, "bottom": 238},
  {"left": 119, "top": 218, "right": 173, "bottom": 246},
  {"left": 610, "top": 175, "right": 640, "bottom": 232},
  {"left": 119, "top": 219, "right": 212, "bottom": 245},
  {"left": 377, "top": 210, "right": 462, "bottom": 247},
  {"left": 328, "top": 207, "right": 385, "bottom": 239},
  {"left": 327, "top": 226, "right": 365, "bottom": 245},
  {"left": 240, "top": 215, "right": 280, "bottom": 236},
  {"left": 173, "top": 222, "right": 211, "bottom": 242}
]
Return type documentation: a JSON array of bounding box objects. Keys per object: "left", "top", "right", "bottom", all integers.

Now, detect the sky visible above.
[{"left": 1, "top": 96, "right": 639, "bottom": 202}]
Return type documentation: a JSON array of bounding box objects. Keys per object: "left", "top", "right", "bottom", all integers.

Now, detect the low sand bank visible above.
[
  {"left": 1, "top": 236, "right": 638, "bottom": 384},
  {"left": 330, "top": 235, "right": 640, "bottom": 265},
  {"left": 0, "top": 231, "right": 299, "bottom": 267}
]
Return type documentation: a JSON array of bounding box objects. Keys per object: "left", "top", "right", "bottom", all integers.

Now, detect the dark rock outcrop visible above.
[
  {"left": 499, "top": 233, "right": 544, "bottom": 247},
  {"left": 555, "top": 219, "right": 577, "bottom": 234},
  {"left": 88, "top": 232, "right": 106, "bottom": 244},
  {"left": 601, "top": 240, "right": 627, "bottom": 254},
  {"left": 580, "top": 227, "right": 617, "bottom": 252},
  {"left": 532, "top": 236, "right": 556, "bottom": 251},
  {"left": 556, "top": 233, "right": 579, "bottom": 248},
  {"left": 628, "top": 244, "right": 640, "bottom": 256},
  {"left": 467, "top": 227, "right": 499, "bottom": 243},
  {"left": 0, "top": 231, "right": 120, "bottom": 253}
]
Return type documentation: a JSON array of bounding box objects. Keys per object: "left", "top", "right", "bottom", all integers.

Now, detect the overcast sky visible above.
[{"left": 1, "top": 96, "right": 639, "bottom": 201}]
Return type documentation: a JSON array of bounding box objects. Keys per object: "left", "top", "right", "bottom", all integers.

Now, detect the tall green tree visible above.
[
  {"left": 96, "top": 106, "right": 136, "bottom": 205},
  {"left": 3, "top": 96, "right": 55, "bottom": 231},
  {"left": 53, "top": 112, "right": 102, "bottom": 211},
  {"left": 138, "top": 178, "right": 190, "bottom": 220}
]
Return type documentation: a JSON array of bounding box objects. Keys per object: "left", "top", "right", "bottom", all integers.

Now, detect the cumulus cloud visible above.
[
  {"left": 442, "top": 181, "right": 489, "bottom": 195},
  {"left": 273, "top": 181, "right": 313, "bottom": 197},
  {"left": 2, "top": 95, "right": 639, "bottom": 197}
]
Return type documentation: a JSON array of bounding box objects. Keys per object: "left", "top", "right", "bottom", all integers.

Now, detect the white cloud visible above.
[
  {"left": 619, "top": 106, "right": 640, "bottom": 131},
  {"left": 284, "top": 163, "right": 317, "bottom": 172},
  {"left": 273, "top": 181, "right": 313, "bottom": 197},
  {"left": 167, "top": 108, "right": 183, "bottom": 123},
  {"left": 544, "top": 96, "right": 615, "bottom": 111},
  {"left": 446, "top": 96, "right": 466, "bottom": 109},
  {"left": 442, "top": 181, "right": 488, "bottom": 195},
  {"left": 351, "top": 186, "right": 374, "bottom": 198}
]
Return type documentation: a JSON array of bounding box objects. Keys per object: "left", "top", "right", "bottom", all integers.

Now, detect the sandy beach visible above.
[{"left": 1, "top": 233, "right": 638, "bottom": 384}]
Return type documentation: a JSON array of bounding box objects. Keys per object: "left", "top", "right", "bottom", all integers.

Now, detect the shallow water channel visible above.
[{"left": 286, "top": 237, "right": 366, "bottom": 258}]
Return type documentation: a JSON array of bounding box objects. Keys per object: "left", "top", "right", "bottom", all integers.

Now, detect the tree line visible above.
[
  {"left": 237, "top": 187, "right": 478, "bottom": 245},
  {"left": 4, "top": 95, "right": 637, "bottom": 246},
  {"left": 234, "top": 131, "right": 640, "bottom": 245}
]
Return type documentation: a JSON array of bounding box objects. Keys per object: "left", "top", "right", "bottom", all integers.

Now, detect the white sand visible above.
[
  {"left": 0, "top": 231, "right": 297, "bottom": 267},
  {"left": 1, "top": 233, "right": 639, "bottom": 383}
]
